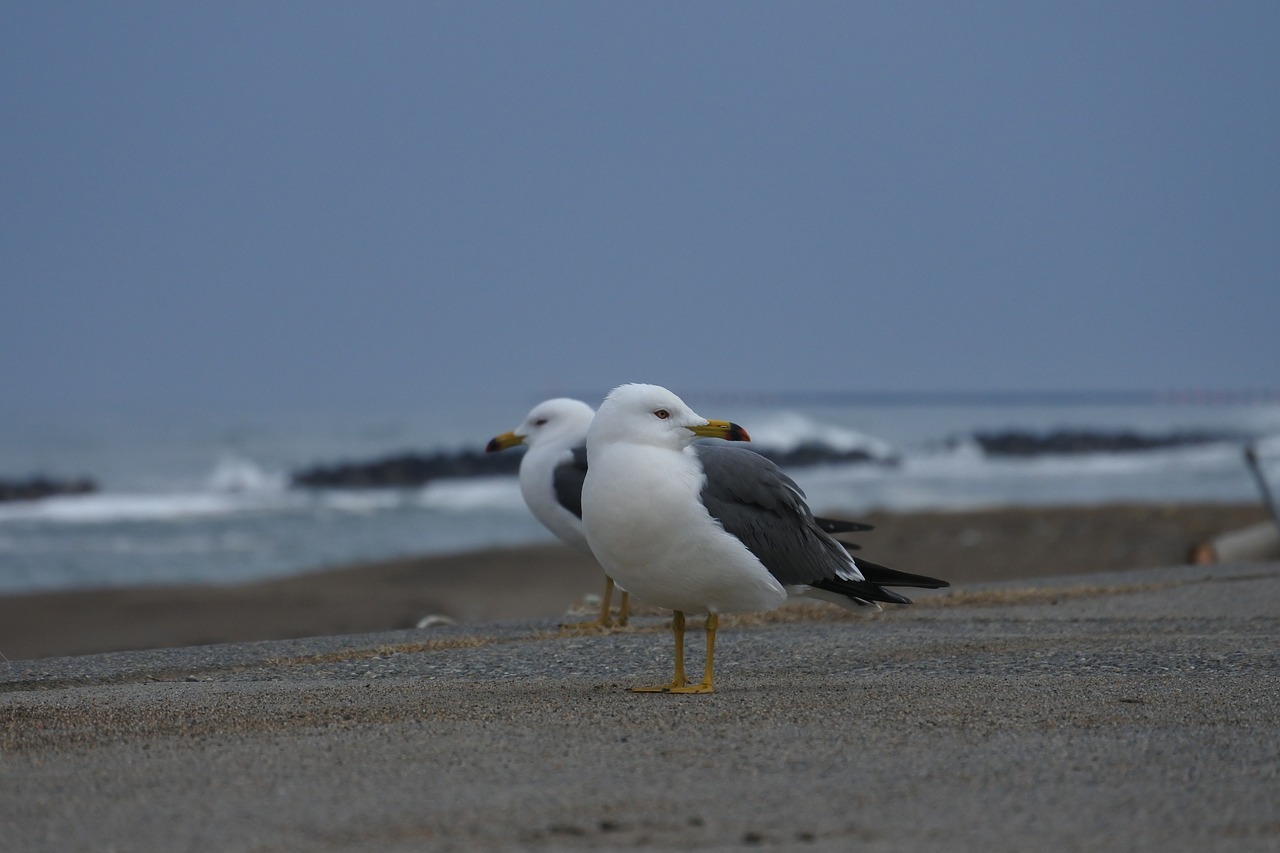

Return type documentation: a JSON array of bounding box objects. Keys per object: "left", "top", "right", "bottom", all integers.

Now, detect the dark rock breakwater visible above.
[{"left": 0, "top": 476, "right": 98, "bottom": 503}]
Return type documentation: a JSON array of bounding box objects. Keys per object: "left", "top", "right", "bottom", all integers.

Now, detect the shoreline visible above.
[{"left": 1, "top": 502, "right": 1270, "bottom": 661}]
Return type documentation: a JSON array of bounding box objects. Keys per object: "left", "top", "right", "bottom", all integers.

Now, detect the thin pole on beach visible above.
[{"left": 1243, "top": 443, "right": 1280, "bottom": 528}]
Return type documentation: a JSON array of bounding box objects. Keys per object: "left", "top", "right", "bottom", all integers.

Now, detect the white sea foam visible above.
[
  {"left": 791, "top": 438, "right": 1264, "bottom": 514},
  {"left": 312, "top": 489, "right": 407, "bottom": 515},
  {"left": 415, "top": 477, "right": 525, "bottom": 512},
  {"left": 902, "top": 438, "right": 1250, "bottom": 479},
  {"left": 205, "top": 455, "right": 287, "bottom": 494},
  {"left": 743, "top": 411, "right": 897, "bottom": 459},
  {"left": 0, "top": 491, "right": 256, "bottom": 524}
]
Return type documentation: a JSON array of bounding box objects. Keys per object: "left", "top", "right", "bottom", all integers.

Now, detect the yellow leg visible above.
[
  {"left": 667, "top": 613, "right": 715, "bottom": 694},
  {"left": 616, "top": 591, "right": 631, "bottom": 627},
  {"left": 564, "top": 575, "right": 619, "bottom": 631},
  {"left": 630, "top": 611, "right": 689, "bottom": 692},
  {"left": 596, "top": 575, "right": 616, "bottom": 626}
]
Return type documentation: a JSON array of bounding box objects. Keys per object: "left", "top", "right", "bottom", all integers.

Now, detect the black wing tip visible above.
[
  {"left": 812, "top": 578, "right": 913, "bottom": 606},
  {"left": 855, "top": 559, "right": 950, "bottom": 590}
]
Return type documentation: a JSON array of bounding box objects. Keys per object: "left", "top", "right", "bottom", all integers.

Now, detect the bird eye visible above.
[
  {"left": 654, "top": 409, "right": 670, "bottom": 420},
  {"left": 534, "top": 418, "right": 548, "bottom": 426}
]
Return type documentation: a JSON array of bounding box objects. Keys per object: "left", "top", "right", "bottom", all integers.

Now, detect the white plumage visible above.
[
  {"left": 498, "top": 398, "right": 594, "bottom": 553},
  {"left": 486, "top": 398, "right": 628, "bottom": 627},
  {"left": 581, "top": 383, "right": 940, "bottom": 693}
]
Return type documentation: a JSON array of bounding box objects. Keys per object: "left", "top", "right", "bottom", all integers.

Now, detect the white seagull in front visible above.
[{"left": 582, "top": 383, "right": 944, "bottom": 694}]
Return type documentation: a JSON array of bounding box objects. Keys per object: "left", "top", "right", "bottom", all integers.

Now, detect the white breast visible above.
[{"left": 582, "top": 445, "right": 787, "bottom": 614}]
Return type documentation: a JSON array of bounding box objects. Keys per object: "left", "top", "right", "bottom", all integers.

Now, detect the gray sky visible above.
[{"left": 4, "top": 2, "right": 1278, "bottom": 415}]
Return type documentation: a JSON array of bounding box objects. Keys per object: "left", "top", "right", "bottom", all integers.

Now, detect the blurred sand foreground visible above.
[{"left": 3, "top": 558, "right": 1277, "bottom": 851}]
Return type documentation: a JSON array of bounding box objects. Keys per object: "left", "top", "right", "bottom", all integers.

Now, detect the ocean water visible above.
[{"left": 1, "top": 397, "right": 1278, "bottom": 594}]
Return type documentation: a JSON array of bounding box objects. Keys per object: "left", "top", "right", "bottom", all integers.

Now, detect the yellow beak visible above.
[
  {"left": 485, "top": 431, "right": 526, "bottom": 453},
  {"left": 687, "top": 419, "right": 751, "bottom": 442}
]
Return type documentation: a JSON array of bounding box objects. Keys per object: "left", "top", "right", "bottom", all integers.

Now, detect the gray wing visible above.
[
  {"left": 694, "top": 444, "right": 855, "bottom": 586},
  {"left": 551, "top": 446, "right": 588, "bottom": 520}
]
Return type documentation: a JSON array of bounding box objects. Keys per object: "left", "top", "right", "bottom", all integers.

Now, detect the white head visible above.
[
  {"left": 587, "top": 383, "right": 749, "bottom": 452},
  {"left": 486, "top": 398, "right": 595, "bottom": 452}
]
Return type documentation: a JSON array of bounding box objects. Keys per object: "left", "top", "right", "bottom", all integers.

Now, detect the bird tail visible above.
[
  {"left": 810, "top": 577, "right": 914, "bottom": 606},
  {"left": 807, "top": 556, "right": 950, "bottom": 608},
  {"left": 854, "top": 559, "right": 950, "bottom": 590}
]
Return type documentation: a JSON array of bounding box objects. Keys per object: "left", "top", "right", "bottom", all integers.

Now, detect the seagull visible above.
[
  {"left": 487, "top": 397, "right": 908, "bottom": 631},
  {"left": 581, "top": 383, "right": 946, "bottom": 694},
  {"left": 487, "top": 398, "right": 630, "bottom": 629}
]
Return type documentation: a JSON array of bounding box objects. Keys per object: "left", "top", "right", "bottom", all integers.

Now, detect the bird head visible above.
[
  {"left": 486, "top": 397, "right": 596, "bottom": 452},
  {"left": 587, "top": 383, "right": 749, "bottom": 453}
]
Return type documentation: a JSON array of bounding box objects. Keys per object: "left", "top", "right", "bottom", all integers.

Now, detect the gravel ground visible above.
[{"left": 3, "top": 561, "right": 1279, "bottom": 852}]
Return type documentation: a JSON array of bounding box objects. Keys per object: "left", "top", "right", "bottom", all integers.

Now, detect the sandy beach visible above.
[{"left": 2, "top": 563, "right": 1277, "bottom": 850}]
